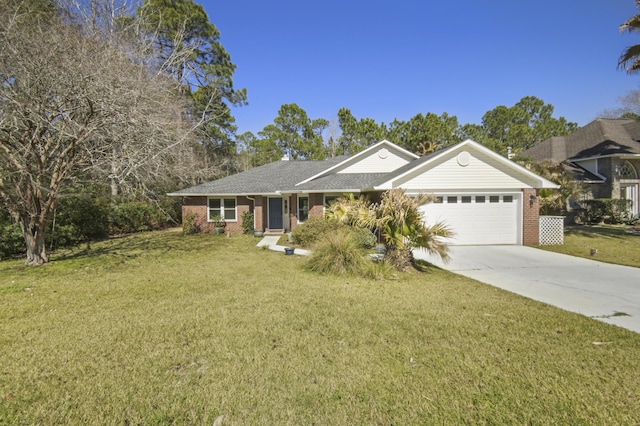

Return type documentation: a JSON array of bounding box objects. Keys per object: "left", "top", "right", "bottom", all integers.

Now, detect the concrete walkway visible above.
[
  {"left": 414, "top": 245, "right": 640, "bottom": 333},
  {"left": 256, "top": 235, "right": 311, "bottom": 256}
]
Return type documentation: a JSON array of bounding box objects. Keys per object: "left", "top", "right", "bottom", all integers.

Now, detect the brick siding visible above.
[
  {"left": 522, "top": 188, "right": 540, "bottom": 246},
  {"left": 182, "top": 196, "right": 251, "bottom": 234}
]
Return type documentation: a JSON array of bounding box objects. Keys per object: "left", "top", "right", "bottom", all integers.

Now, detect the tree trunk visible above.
[
  {"left": 385, "top": 245, "right": 414, "bottom": 271},
  {"left": 20, "top": 220, "right": 48, "bottom": 266}
]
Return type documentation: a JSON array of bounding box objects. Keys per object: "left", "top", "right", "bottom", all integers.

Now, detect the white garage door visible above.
[{"left": 420, "top": 193, "right": 521, "bottom": 245}]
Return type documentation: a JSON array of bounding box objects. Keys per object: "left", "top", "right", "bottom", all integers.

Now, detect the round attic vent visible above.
[
  {"left": 457, "top": 151, "right": 471, "bottom": 166},
  {"left": 378, "top": 148, "right": 389, "bottom": 159}
]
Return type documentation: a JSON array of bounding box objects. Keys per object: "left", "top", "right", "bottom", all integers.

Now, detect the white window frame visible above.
[{"left": 207, "top": 197, "right": 237, "bottom": 222}]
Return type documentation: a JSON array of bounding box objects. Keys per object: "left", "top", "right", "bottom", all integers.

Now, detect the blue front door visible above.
[{"left": 268, "top": 197, "right": 283, "bottom": 229}]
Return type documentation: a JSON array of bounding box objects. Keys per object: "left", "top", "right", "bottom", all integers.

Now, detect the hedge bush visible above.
[
  {"left": 48, "top": 194, "right": 110, "bottom": 250},
  {"left": 109, "top": 200, "right": 172, "bottom": 234},
  {"left": 1, "top": 195, "right": 179, "bottom": 260},
  {"left": 580, "top": 199, "right": 632, "bottom": 224}
]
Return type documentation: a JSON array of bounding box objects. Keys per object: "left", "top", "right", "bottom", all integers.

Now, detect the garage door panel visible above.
[{"left": 420, "top": 194, "right": 520, "bottom": 245}]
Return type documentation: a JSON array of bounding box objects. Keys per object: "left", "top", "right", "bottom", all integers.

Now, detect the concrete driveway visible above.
[{"left": 414, "top": 245, "right": 640, "bottom": 333}]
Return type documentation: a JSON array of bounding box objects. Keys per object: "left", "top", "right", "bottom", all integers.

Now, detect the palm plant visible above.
[
  {"left": 370, "top": 190, "right": 452, "bottom": 270},
  {"left": 329, "top": 190, "right": 453, "bottom": 271},
  {"left": 619, "top": 1, "right": 640, "bottom": 73},
  {"left": 324, "top": 193, "right": 376, "bottom": 226}
]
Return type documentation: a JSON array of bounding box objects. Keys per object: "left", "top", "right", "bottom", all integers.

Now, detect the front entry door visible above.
[{"left": 268, "top": 197, "right": 283, "bottom": 229}]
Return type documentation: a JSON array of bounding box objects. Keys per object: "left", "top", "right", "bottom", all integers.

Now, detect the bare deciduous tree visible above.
[{"left": 0, "top": 0, "right": 205, "bottom": 265}]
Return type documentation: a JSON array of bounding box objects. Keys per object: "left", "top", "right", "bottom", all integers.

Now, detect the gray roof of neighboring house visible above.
[{"left": 522, "top": 118, "right": 640, "bottom": 162}]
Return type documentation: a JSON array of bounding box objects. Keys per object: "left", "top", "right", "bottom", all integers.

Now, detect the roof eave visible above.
[
  {"left": 167, "top": 192, "right": 282, "bottom": 197},
  {"left": 572, "top": 153, "right": 640, "bottom": 162}
]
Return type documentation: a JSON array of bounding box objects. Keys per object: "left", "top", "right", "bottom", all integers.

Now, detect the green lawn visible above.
[
  {"left": 538, "top": 224, "right": 640, "bottom": 268},
  {"left": 1, "top": 230, "right": 639, "bottom": 424}
]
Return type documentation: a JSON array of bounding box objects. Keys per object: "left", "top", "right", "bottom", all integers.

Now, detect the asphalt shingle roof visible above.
[
  {"left": 168, "top": 156, "right": 384, "bottom": 196},
  {"left": 522, "top": 118, "right": 640, "bottom": 162},
  {"left": 562, "top": 162, "right": 605, "bottom": 183},
  {"left": 293, "top": 173, "right": 391, "bottom": 192}
]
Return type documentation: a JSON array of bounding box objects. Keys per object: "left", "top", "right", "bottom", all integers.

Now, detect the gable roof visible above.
[
  {"left": 169, "top": 139, "right": 558, "bottom": 197},
  {"left": 375, "top": 139, "right": 559, "bottom": 189},
  {"left": 296, "top": 139, "right": 418, "bottom": 185},
  {"left": 522, "top": 118, "right": 640, "bottom": 162}
]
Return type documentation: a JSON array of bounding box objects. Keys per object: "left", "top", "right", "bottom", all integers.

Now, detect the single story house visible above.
[
  {"left": 169, "top": 139, "right": 558, "bottom": 245},
  {"left": 521, "top": 118, "right": 640, "bottom": 218}
]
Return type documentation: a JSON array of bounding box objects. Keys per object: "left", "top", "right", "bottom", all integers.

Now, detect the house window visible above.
[
  {"left": 435, "top": 196, "right": 443, "bottom": 204},
  {"left": 461, "top": 196, "right": 472, "bottom": 203},
  {"left": 324, "top": 195, "right": 340, "bottom": 207},
  {"left": 503, "top": 195, "right": 513, "bottom": 203},
  {"left": 447, "top": 196, "right": 458, "bottom": 204},
  {"left": 208, "top": 198, "right": 237, "bottom": 221},
  {"left": 298, "top": 197, "right": 309, "bottom": 222},
  {"left": 489, "top": 196, "right": 500, "bottom": 203},
  {"left": 620, "top": 161, "right": 638, "bottom": 179},
  {"left": 476, "top": 196, "right": 486, "bottom": 203}
]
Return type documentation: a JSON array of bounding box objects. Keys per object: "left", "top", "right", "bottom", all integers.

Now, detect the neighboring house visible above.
[
  {"left": 169, "top": 139, "right": 557, "bottom": 245},
  {"left": 521, "top": 118, "right": 640, "bottom": 218}
]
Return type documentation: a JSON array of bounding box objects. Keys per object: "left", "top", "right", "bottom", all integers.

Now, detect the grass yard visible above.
[
  {"left": 1, "top": 230, "right": 640, "bottom": 424},
  {"left": 538, "top": 225, "right": 640, "bottom": 268}
]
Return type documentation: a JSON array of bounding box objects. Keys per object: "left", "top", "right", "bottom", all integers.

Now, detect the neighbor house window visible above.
[
  {"left": 298, "top": 197, "right": 309, "bottom": 222},
  {"left": 208, "top": 197, "right": 237, "bottom": 221},
  {"left": 620, "top": 161, "right": 638, "bottom": 179}
]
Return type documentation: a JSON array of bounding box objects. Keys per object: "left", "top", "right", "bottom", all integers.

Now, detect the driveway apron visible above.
[{"left": 414, "top": 245, "right": 640, "bottom": 333}]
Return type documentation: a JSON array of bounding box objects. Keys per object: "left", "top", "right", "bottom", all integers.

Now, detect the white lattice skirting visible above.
[{"left": 539, "top": 216, "right": 564, "bottom": 245}]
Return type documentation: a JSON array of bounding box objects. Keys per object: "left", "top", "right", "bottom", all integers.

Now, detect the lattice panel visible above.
[{"left": 539, "top": 216, "right": 564, "bottom": 245}]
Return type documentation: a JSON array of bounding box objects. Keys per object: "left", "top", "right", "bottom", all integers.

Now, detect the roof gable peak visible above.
[{"left": 295, "top": 139, "right": 418, "bottom": 185}]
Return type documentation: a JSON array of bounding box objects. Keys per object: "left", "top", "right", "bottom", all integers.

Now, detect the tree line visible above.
[{"left": 236, "top": 96, "right": 578, "bottom": 168}]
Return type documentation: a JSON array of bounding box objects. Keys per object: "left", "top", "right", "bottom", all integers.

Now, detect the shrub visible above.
[
  {"left": 305, "top": 228, "right": 370, "bottom": 275},
  {"left": 110, "top": 201, "right": 171, "bottom": 234},
  {"left": 290, "top": 217, "right": 341, "bottom": 247},
  {"left": 241, "top": 211, "right": 254, "bottom": 234},
  {"left": 580, "top": 199, "right": 631, "bottom": 224},
  {"left": 50, "top": 193, "right": 110, "bottom": 248},
  {"left": 182, "top": 212, "right": 199, "bottom": 235},
  {"left": 350, "top": 226, "right": 377, "bottom": 249},
  {"left": 0, "top": 218, "right": 24, "bottom": 260}
]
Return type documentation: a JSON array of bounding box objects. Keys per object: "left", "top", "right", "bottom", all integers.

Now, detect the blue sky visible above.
[{"left": 203, "top": 0, "right": 640, "bottom": 136}]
